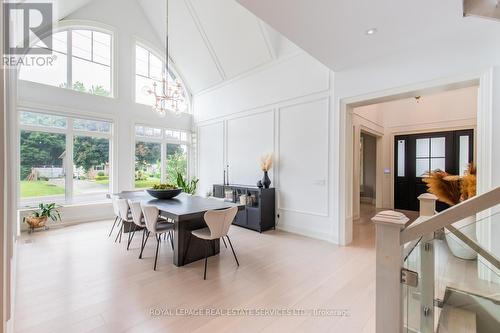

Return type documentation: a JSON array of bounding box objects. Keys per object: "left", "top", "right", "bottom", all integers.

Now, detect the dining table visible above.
[{"left": 116, "top": 191, "right": 244, "bottom": 267}]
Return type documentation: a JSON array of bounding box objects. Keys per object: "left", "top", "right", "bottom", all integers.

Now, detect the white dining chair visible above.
[
  {"left": 109, "top": 196, "right": 121, "bottom": 238},
  {"left": 141, "top": 203, "right": 175, "bottom": 271},
  {"left": 114, "top": 198, "right": 134, "bottom": 245},
  {"left": 191, "top": 206, "right": 239, "bottom": 280},
  {"left": 127, "top": 200, "right": 148, "bottom": 253}
]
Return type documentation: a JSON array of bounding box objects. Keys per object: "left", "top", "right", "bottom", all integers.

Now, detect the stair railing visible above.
[{"left": 371, "top": 186, "right": 500, "bottom": 333}]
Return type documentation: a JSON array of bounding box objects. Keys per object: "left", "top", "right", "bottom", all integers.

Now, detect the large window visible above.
[
  {"left": 19, "top": 111, "right": 113, "bottom": 207},
  {"left": 134, "top": 44, "right": 188, "bottom": 112},
  {"left": 19, "top": 27, "right": 113, "bottom": 97},
  {"left": 135, "top": 125, "right": 189, "bottom": 188}
]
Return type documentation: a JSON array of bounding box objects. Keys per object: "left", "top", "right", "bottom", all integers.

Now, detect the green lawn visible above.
[
  {"left": 20, "top": 181, "right": 64, "bottom": 198},
  {"left": 94, "top": 179, "right": 110, "bottom": 185},
  {"left": 135, "top": 178, "right": 161, "bottom": 189}
]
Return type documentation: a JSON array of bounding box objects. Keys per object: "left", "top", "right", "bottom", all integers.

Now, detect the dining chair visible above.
[
  {"left": 114, "top": 198, "right": 133, "bottom": 244},
  {"left": 191, "top": 206, "right": 239, "bottom": 280},
  {"left": 141, "top": 203, "right": 175, "bottom": 270},
  {"left": 109, "top": 196, "right": 121, "bottom": 238},
  {"left": 127, "top": 200, "right": 147, "bottom": 252}
]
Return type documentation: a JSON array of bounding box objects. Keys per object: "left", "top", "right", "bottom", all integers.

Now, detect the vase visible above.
[
  {"left": 262, "top": 171, "right": 271, "bottom": 189},
  {"left": 444, "top": 215, "right": 477, "bottom": 260}
]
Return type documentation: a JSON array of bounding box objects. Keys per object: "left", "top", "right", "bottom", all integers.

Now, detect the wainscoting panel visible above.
[
  {"left": 227, "top": 110, "right": 275, "bottom": 186},
  {"left": 197, "top": 122, "right": 225, "bottom": 196},
  {"left": 278, "top": 98, "right": 329, "bottom": 216}
]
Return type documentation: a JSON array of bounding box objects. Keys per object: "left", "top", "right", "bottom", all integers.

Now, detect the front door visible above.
[{"left": 394, "top": 129, "right": 473, "bottom": 211}]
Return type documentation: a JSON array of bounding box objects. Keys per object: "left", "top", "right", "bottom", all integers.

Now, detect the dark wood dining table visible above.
[{"left": 116, "top": 191, "right": 244, "bottom": 267}]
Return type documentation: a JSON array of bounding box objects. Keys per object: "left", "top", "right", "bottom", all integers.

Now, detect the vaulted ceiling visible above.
[
  {"left": 237, "top": 0, "right": 500, "bottom": 71},
  {"left": 53, "top": 0, "right": 299, "bottom": 95},
  {"left": 137, "top": 0, "right": 299, "bottom": 94}
]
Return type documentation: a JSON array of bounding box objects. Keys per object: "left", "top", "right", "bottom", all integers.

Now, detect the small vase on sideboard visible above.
[{"left": 262, "top": 171, "right": 271, "bottom": 189}]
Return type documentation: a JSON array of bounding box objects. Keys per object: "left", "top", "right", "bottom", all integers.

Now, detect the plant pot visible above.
[
  {"left": 444, "top": 215, "right": 477, "bottom": 260},
  {"left": 25, "top": 216, "right": 48, "bottom": 229}
]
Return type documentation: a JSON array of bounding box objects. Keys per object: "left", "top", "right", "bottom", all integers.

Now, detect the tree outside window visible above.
[{"left": 135, "top": 141, "right": 161, "bottom": 188}]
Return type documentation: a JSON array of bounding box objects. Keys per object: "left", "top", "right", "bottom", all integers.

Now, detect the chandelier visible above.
[{"left": 145, "top": 0, "right": 186, "bottom": 117}]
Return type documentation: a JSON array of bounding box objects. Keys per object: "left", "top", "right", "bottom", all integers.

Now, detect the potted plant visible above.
[
  {"left": 176, "top": 172, "right": 199, "bottom": 195},
  {"left": 23, "top": 203, "right": 62, "bottom": 232},
  {"left": 423, "top": 164, "right": 476, "bottom": 260}
]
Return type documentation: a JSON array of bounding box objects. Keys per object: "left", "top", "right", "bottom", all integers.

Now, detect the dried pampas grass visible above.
[
  {"left": 461, "top": 164, "right": 476, "bottom": 201},
  {"left": 260, "top": 154, "right": 273, "bottom": 172},
  {"left": 423, "top": 164, "right": 476, "bottom": 206},
  {"left": 424, "top": 170, "right": 461, "bottom": 206}
]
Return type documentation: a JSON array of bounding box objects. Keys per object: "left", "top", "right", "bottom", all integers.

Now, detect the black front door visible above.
[{"left": 394, "top": 129, "right": 473, "bottom": 211}]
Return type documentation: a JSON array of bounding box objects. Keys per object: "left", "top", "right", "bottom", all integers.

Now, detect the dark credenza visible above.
[{"left": 213, "top": 184, "right": 275, "bottom": 233}]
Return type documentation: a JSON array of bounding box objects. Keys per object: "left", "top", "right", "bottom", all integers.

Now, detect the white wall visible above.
[
  {"left": 195, "top": 52, "right": 336, "bottom": 241},
  {"left": 16, "top": 0, "right": 193, "bottom": 223},
  {"left": 197, "top": 122, "right": 224, "bottom": 196}
]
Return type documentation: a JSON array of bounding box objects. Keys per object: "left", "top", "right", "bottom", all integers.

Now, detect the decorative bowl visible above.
[{"left": 146, "top": 188, "right": 182, "bottom": 200}]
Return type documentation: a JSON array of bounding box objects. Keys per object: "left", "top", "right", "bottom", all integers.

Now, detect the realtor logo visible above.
[{"left": 3, "top": 3, "right": 53, "bottom": 55}]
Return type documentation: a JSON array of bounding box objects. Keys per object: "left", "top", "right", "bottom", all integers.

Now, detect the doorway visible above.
[
  {"left": 394, "top": 129, "right": 474, "bottom": 211},
  {"left": 341, "top": 77, "right": 485, "bottom": 246}
]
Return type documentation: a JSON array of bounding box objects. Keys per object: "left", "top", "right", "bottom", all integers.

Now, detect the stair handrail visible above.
[
  {"left": 371, "top": 187, "right": 500, "bottom": 333},
  {"left": 400, "top": 186, "right": 500, "bottom": 244}
]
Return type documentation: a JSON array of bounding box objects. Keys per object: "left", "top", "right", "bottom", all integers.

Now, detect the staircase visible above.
[
  {"left": 372, "top": 188, "right": 500, "bottom": 333},
  {"left": 437, "top": 305, "right": 476, "bottom": 333}
]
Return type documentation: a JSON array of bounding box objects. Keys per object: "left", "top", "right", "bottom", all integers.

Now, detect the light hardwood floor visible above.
[{"left": 14, "top": 218, "right": 377, "bottom": 333}]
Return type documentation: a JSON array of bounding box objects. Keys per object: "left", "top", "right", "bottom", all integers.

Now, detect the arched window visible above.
[
  {"left": 19, "top": 26, "right": 114, "bottom": 97},
  {"left": 135, "top": 43, "right": 189, "bottom": 113}
]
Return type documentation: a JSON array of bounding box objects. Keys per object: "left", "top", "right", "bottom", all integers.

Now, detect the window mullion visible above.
[
  {"left": 148, "top": 51, "right": 151, "bottom": 78},
  {"left": 66, "top": 118, "right": 74, "bottom": 204},
  {"left": 91, "top": 31, "right": 94, "bottom": 63},
  {"left": 67, "top": 29, "right": 73, "bottom": 88},
  {"left": 161, "top": 142, "right": 166, "bottom": 183}
]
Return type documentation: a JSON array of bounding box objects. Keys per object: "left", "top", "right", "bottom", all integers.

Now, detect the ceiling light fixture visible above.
[
  {"left": 365, "top": 28, "right": 378, "bottom": 36},
  {"left": 145, "top": 0, "right": 186, "bottom": 117}
]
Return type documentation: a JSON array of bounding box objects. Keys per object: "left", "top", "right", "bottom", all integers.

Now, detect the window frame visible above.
[
  {"left": 415, "top": 136, "right": 447, "bottom": 177},
  {"left": 133, "top": 41, "right": 191, "bottom": 113},
  {"left": 18, "top": 21, "right": 116, "bottom": 98},
  {"left": 18, "top": 110, "right": 114, "bottom": 207},
  {"left": 133, "top": 124, "right": 191, "bottom": 188}
]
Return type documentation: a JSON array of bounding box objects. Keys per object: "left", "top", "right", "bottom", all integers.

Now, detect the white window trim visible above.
[
  {"left": 18, "top": 20, "right": 117, "bottom": 99},
  {"left": 18, "top": 110, "right": 114, "bottom": 207},
  {"left": 133, "top": 123, "right": 191, "bottom": 186}
]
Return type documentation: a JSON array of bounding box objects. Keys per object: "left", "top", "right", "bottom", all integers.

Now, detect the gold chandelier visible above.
[{"left": 146, "top": 0, "right": 186, "bottom": 117}]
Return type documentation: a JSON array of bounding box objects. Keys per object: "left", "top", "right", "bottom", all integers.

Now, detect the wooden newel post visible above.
[
  {"left": 372, "top": 210, "right": 409, "bottom": 333},
  {"left": 418, "top": 193, "right": 437, "bottom": 217}
]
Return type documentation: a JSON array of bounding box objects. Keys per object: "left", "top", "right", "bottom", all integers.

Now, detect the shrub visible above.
[
  {"left": 135, "top": 170, "right": 147, "bottom": 181},
  {"left": 97, "top": 171, "right": 105, "bottom": 177},
  {"left": 94, "top": 175, "right": 109, "bottom": 181}
]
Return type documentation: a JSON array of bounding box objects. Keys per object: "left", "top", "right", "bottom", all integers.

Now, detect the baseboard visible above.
[
  {"left": 18, "top": 215, "right": 114, "bottom": 234},
  {"left": 18, "top": 202, "right": 113, "bottom": 233},
  {"left": 360, "top": 196, "right": 376, "bottom": 204},
  {"left": 6, "top": 318, "right": 14, "bottom": 333},
  {"left": 276, "top": 223, "right": 337, "bottom": 244}
]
